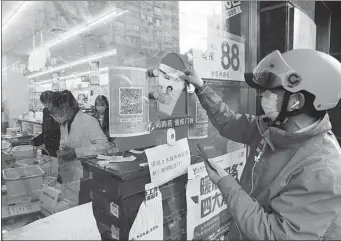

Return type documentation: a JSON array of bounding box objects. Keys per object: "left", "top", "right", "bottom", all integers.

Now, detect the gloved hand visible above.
[
  {"left": 204, "top": 159, "right": 229, "bottom": 185},
  {"left": 179, "top": 69, "right": 205, "bottom": 89},
  {"left": 57, "top": 146, "right": 76, "bottom": 161}
]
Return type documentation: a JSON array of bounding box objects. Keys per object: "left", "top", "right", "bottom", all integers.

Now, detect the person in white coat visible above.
[{"left": 50, "top": 90, "right": 113, "bottom": 204}]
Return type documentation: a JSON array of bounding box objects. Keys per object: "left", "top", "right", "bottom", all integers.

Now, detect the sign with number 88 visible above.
[
  {"left": 221, "top": 41, "right": 240, "bottom": 71},
  {"left": 193, "top": 32, "right": 245, "bottom": 82}
]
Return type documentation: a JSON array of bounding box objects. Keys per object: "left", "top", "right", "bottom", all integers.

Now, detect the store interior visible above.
[{"left": 1, "top": 1, "right": 341, "bottom": 240}]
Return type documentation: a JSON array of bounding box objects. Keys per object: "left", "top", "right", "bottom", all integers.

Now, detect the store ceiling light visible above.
[
  {"left": 2, "top": 2, "right": 30, "bottom": 31},
  {"left": 28, "top": 49, "right": 117, "bottom": 79},
  {"left": 36, "top": 67, "right": 108, "bottom": 84},
  {"left": 30, "top": 9, "right": 128, "bottom": 56}
]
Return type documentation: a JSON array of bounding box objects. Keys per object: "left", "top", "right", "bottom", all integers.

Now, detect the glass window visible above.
[{"left": 1, "top": 1, "right": 257, "bottom": 227}]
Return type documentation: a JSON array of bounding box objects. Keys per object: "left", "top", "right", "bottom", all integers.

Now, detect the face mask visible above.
[
  {"left": 261, "top": 90, "right": 283, "bottom": 121},
  {"left": 96, "top": 106, "right": 106, "bottom": 113}
]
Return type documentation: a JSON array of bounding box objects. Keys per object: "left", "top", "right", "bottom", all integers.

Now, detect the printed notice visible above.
[
  {"left": 145, "top": 138, "right": 191, "bottom": 187},
  {"left": 193, "top": 30, "right": 245, "bottom": 82},
  {"left": 187, "top": 148, "right": 247, "bottom": 240},
  {"left": 89, "top": 60, "right": 100, "bottom": 85},
  {"left": 129, "top": 183, "right": 163, "bottom": 240}
]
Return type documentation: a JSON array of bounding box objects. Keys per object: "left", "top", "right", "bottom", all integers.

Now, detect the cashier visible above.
[
  {"left": 51, "top": 90, "right": 112, "bottom": 204},
  {"left": 29, "top": 91, "right": 60, "bottom": 157}
]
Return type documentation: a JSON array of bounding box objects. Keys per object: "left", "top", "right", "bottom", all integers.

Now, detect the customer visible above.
[
  {"left": 180, "top": 49, "right": 341, "bottom": 240},
  {"left": 51, "top": 90, "right": 112, "bottom": 205},
  {"left": 29, "top": 91, "right": 60, "bottom": 157},
  {"left": 93, "top": 95, "right": 110, "bottom": 138}
]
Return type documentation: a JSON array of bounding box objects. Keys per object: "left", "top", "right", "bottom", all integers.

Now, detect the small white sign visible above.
[
  {"left": 145, "top": 138, "right": 191, "bottom": 187},
  {"left": 110, "top": 202, "right": 119, "bottom": 218}
]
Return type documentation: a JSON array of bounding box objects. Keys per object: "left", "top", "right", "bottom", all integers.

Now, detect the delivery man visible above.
[{"left": 180, "top": 49, "right": 341, "bottom": 240}]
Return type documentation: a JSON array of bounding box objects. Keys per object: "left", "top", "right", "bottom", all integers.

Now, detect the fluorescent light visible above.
[
  {"left": 31, "top": 9, "right": 128, "bottom": 56},
  {"left": 36, "top": 68, "right": 108, "bottom": 85},
  {"left": 2, "top": 2, "right": 30, "bottom": 31},
  {"left": 28, "top": 49, "right": 117, "bottom": 79}
]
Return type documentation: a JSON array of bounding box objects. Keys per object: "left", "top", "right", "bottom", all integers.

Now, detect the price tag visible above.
[{"left": 110, "top": 202, "right": 119, "bottom": 218}]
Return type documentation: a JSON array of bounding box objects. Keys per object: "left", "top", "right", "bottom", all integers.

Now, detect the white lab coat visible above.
[{"left": 59, "top": 110, "right": 111, "bottom": 204}]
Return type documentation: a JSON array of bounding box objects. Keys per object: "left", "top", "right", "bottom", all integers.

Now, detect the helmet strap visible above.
[{"left": 270, "top": 91, "right": 291, "bottom": 127}]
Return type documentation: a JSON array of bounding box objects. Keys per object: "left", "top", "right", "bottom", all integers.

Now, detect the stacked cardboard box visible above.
[{"left": 85, "top": 154, "right": 188, "bottom": 241}]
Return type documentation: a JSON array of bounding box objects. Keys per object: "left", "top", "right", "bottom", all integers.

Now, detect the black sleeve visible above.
[{"left": 32, "top": 108, "right": 49, "bottom": 146}]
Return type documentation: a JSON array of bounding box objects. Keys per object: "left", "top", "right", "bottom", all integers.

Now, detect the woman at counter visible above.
[
  {"left": 93, "top": 95, "right": 110, "bottom": 137},
  {"left": 51, "top": 90, "right": 112, "bottom": 205},
  {"left": 29, "top": 91, "right": 60, "bottom": 157}
]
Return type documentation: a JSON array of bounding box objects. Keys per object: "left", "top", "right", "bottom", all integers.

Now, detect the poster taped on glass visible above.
[
  {"left": 89, "top": 60, "right": 100, "bottom": 85},
  {"left": 109, "top": 67, "right": 150, "bottom": 137}
]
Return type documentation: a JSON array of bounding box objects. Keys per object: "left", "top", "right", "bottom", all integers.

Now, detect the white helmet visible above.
[{"left": 245, "top": 49, "right": 341, "bottom": 111}]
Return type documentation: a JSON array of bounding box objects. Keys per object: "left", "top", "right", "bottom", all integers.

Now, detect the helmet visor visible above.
[{"left": 245, "top": 50, "right": 295, "bottom": 90}]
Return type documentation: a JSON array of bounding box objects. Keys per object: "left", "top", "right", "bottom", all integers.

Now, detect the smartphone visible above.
[{"left": 196, "top": 143, "right": 216, "bottom": 171}]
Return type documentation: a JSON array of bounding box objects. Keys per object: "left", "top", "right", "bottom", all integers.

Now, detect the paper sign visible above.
[
  {"left": 187, "top": 148, "right": 246, "bottom": 240},
  {"left": 3, "top": 203, "right": 101, "bottom": 240},
  {"left": 129, "top": 184, "right": 163, "bottom": 240},
  {"left": 193, "top": 31, "right": 245, "bottom": 82},
  {"left": 145, "top": 138, "right": 191, "bottom": 187}
]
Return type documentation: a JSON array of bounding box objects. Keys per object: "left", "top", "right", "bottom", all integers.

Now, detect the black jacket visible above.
[{"left": 32, "top": 108, "right": 60, "bottom": 157}]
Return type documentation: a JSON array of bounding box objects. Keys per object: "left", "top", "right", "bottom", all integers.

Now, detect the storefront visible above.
[{"left": 1, "top": 1, "right": 335, "bottom": 240}]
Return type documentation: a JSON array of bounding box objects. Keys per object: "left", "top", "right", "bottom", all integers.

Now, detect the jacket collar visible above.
[{"left": 257, "top": 113, "right": 332, "bottom": 150}]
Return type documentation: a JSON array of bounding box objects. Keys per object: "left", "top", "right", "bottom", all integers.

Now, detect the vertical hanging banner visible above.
[
  {"left": 129, "top": 183, "right": 163, "bottom": 240},
  {"left": 109, "top": 67, "right": 150, "bottom": 137},
  {"left": 52, "top": 72, "right": 60, "bottom": 91},
  {"left": 188, "top": 93, "right": 209, "bottom": 139},
  {"left": 187, "top": 148, "right": 247, "bottom": 240},
  {"left": 89, "top": 60, "right": 100, "bottom": 85}
]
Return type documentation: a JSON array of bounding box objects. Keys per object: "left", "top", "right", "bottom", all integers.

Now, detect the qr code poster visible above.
[
  {"left": 119, "top": 87, "right": 143, "bottom": 116},
  {"left": 109, "top": 67, "right": 149, "bottom": 137},
  {"left": 188, "top": 94, "right": 208, "bottom": 139}
]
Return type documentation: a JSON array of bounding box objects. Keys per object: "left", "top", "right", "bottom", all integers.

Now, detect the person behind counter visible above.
[
  {"left": 93, "top": 95, "right": 110, "bottom": 138},
  {"left": 29, "top": 91, "right": 61, "bottom": 157},
  {"left": 51, "top": 90, "right": 113, "bottom": 205}
]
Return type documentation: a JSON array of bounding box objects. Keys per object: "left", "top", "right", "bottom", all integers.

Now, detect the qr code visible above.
[
  {"left": 119, "top": 87, "right": 143, "bottom": 115},
  {"left": 196, "top": 102, "right": 208, "bottom": 123}
]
